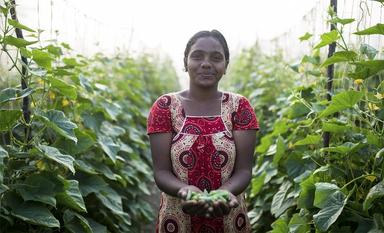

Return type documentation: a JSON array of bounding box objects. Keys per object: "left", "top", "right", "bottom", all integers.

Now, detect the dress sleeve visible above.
[
  {"left": 232, "top": 96, "right": 260, "bottom": 131},
  {"left": 147, "top": 95, "right": 173, "bottom": 134}
]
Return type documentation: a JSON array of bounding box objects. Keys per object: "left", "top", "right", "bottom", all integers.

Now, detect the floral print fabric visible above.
[{"left": 147, "top": 92, "right": 259, "bottom": 233}]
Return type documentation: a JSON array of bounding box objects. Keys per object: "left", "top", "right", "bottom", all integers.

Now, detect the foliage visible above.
[
  {"left": 225, "top": 4, "right": 384, "bottom": 233},
  {"left": 0, "top": 1, "right": 179, "bottom": 232}
]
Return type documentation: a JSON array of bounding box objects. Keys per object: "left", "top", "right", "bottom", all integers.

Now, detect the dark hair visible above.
[{"left": 183, "top": 29, "right": 229, "bottom": 71}]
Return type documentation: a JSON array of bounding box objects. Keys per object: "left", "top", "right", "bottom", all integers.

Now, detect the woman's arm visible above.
[
  {"left": 149, "top": 132, "right": 187, "bottom": 197},
  {"left": 150, "top": 132, "right": 208, "bottom": 216},
  {"left": 219, "top": 129, "right": 257, "bottom": 195}
]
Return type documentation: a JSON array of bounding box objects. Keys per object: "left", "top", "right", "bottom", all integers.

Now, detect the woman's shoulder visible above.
[
  {"left": 222, "top": 91, "right": 248, "bottom": 102},
  {"left": 152, "top": 91, "right": 182, "bottom": 109}
]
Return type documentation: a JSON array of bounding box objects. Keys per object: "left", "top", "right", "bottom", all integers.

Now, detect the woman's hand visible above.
[
  {"left": 178, "top": 187, "right": 239, "bottom": 218},
  {"left": 208, "top": 190, "right": 239, "bottom": 218},
  {"left": 177, "top": 185, "right": 201, "bottom": 200},
  {"left": 178, "top": 186, "right": 209, "bottom": 217}
]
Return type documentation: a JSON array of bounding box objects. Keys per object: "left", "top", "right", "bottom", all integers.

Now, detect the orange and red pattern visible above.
[{"left": 147, "top": 92, "right": 259, "bottom": 233}]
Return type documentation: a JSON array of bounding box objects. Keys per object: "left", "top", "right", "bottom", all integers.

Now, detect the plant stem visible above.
[{"left": 341, "top": 174, "right": 376, "bottom": 190}]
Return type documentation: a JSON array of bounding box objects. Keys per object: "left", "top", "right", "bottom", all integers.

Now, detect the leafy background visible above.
[{"left": 1, "top": 1, "right": 384, "bottom": 233}]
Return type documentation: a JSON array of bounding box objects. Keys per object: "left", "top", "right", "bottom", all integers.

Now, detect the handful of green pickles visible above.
[
  {"left": 185, "top": 189, "right": 231, "bottom": 217},
  {"left": 186, "top": 189, "right": 230, "bottom": 203}
]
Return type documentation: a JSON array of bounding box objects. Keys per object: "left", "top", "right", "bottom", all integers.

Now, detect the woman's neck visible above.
[{"left": 187, "top": 85, "right": 221, "bottom": 101}]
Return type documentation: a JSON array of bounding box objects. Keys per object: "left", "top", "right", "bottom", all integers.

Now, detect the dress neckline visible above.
[{"left": 175, "top": 91, "right": 224, "bottom": 118}]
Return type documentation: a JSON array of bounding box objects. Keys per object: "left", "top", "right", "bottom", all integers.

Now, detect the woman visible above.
[{"left": 147, "top": 29, "right": 259, "bottom": 233}]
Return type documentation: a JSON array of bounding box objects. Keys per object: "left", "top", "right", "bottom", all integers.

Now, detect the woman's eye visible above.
[
  {"left": 190, "top": 53, "right": 203, "bottom": 60},
  {"left": 211, "top": 55, "right": 223, "bottom": 61}
]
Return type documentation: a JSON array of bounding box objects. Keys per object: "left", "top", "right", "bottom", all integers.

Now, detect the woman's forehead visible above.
[{"left": 190, "top": 37, "right": 224, "bottom": 53}]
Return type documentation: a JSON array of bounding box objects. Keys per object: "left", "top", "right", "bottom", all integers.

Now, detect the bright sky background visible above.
[
  {"left": 64, "top": 0, "right": 319, "bottom": 56},
  {"left": 19, "top": 0, "right": 320, "bottom": 87}
]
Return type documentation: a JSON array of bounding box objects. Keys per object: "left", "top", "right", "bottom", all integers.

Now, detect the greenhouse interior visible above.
[{"left": 0, "top": 0, "right": 383, "bottom": 232}]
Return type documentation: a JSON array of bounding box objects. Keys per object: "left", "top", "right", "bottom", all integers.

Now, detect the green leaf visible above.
[
  {"left": 29, "top": 67, "right": 47, "bottom": 77},
  {"left": 75, "top": 159, "right": 98, "bottom": 174},
  {"left": 35, "top": 109, "right": 78, "bottom": 143},
  {"left": 63, "top": 58, "right": 82, "bottom": 67},
  {"left": 298, "top": 175, "right": 315, "bottom": 209},
  {"left": 13, "top": 202, "right": 60, "bottom": 228},
  {"left": 49, "top": 77, "right": 77, "bottom": 100},
  {"left": 54, "top": 129, "right": 95, "bottom": 155},
  {"left": 360, "top": 44, "right": 378, "bottom": 60},
  {"left": 354, "top": 23, "right": 384, "bottom": 35},
  {"left": 0, "top": 87, "right": 34, "bottom": 103},
  {"left": 46, "top": 44, "right": 63, "bottom": 57},
  {"left": 100, "top": 121, "right": 126, "bottom": 137},
  {"left": 299, "top": 32, "right": 313, "bottom": 41},
  {"left": 0, "top": 5, "right": 8, "bottom": 15},
  {"left": 273, "top": 136, "right": 285, "bottom": 166},
  {"left": 363, "top": 180, "right": 384, "bottom": 211},
  {"left": 349, "top": 60, "right": 384, "bottom": 79},
  {"left": 89, "top": 161, "right": 116, "bottom": 181},
  {"left": 314, "top": 190, "right": 347, "bottom": 232},
  {"left": 329, "top": 17, "right": 355, "bottom": 25},
  {"left": 0, "top": 184, "right": 9, "bottom": 194},
  {"left": 288, "top": 213, "right": 310, "bottom": 233},
  {"left": 77, "top": 173, "right": 128, "bottom": 223},
  {"left": 63, "top": 209, "right": 92, "bottom": 233},
  {"left": 294, "top": 135, "right": 321, "bottom": 146},
  {"left": 314, "top": 182, "right": 340, "bottom": 208},
  {"left": 270, "top": 217, "right": 289, "bottom": 233},
  {"left": 32, "top": 49, "right": 53, "bottom": 70},
  {"left": 271, "top": 180, "right": 292, "bottom": 217},
  {"left": 56, "top": 180, "right": 87, "bottom": 212},
  {"left": 95, "top": 186, "right": 124, "bottom": 215},
  {"left": 272, "top": 119, "right": 291, "bottom": 135},
  {"left": 77, "top": 174, "right": 107, "bottom": 196},
  {"left": 368, "top": 213, "right": 384, "bottom": 233},
  {"left": 20, "top": 47, "right": 32, "bottom": 58},
  {"left": 8, "top": 19, "right": 35, "bottom": 32},
  {"left": 321, "top": 51, "right": 357, "bottom": 67},
  {"left": 314, "top": 30, "right": 339, "bottom": 49},
  {"left": 251, "top": 172, "right": 266, "bottom": 196},
  {"left": 0, "top": 145, "right": 8, "bottom": 183},
  {"left": 17, "top": 173, "right": 64, "bottom": 206},
  {"left": 285, "top": 101, "right": 310, "bottom": 119},
  {"left": 100, "top": 100, "right": 121, "bottom": 121},
  {"left": 3, "top": 35, "right": 37, "bottom": 48},
  {"left": 301, "top": 55, "right": 320, "bottom": 65},
  {"left": 5, "top": 193, "right": 60, "bottom": 228},
  {"left": 61, "top": 42, "right": 72, "bottom": 50},
  {"left": 0, "top": 109, "right": 22, "bottom": 131},
  {"left": 322, "top": 122, "right": 350, "bottom": 133},
  {"left": 97, "top": 135, "right": 119, "bottom": 163},
  {"left": 319, "top": 91, "right": 363, "bottom": 118},
  {"left": 87, "top": 218, "right": 107, "bottom": 233},
  {"left": 37, "top": 145, "right": 75, "bottom": 174},
  {"left": 321, "top": 142, "right": 362, "bottom": 154}
]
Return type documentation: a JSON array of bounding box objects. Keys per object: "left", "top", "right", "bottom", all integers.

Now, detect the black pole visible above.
[
  {"left": 9, "top": 0, "right": 31, "bottom": 144},
  {"left": 323, "top": 0, "right": 337, "bottom": 148}
]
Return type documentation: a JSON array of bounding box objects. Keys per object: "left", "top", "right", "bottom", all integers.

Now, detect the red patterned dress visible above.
[{"left": 147, "top": 91, "right": 259, "bottom": 233}]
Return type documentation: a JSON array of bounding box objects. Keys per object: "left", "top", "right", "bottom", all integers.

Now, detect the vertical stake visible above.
[
  {"left": 323, "top": 0, "right": 337, "bottom": 148},
  {"left": 9, "top": 0, "right": 31, "bottom": 145}
]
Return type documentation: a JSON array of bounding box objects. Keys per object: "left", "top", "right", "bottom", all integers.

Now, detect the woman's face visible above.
[{"left": 187, "top": 37, "right": 227, "bottom": 88}]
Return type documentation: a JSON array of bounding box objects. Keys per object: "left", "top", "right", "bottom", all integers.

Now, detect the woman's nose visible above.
[{"left": 201, "top": 57, "right": 212, "bottom": 69}]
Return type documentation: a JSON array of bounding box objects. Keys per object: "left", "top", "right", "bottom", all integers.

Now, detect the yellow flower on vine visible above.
[
  {"left": 48, "top": 91, "right": 56, "bottom": 100},
  {"left": 62, "top": 99, "right": 70, "bottom": 107},
  {"left": 374, "top": 93, "right": 383, "bottom": 100},
  {"left": 368, "top": 103, "right": 380, "bottom": 111},
  {"left": 298, "top": 65, "right": 305, "bottom": 73},
  {"left": 354, "top": 79, "right": 363, "bottom": 85}
]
